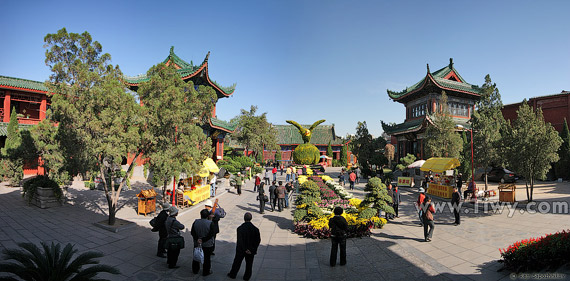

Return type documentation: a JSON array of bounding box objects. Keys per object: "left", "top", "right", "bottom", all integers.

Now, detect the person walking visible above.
[
  {"left": 455, "top": 173, "right": 463, "bottom": 199},
  {"left": 452, "top": 187, "right": 461, "bottom": 225},
  {"left": 348, "top": 171, "right": 356, "bottom": 190},
  {"left": 153, "top": 203, "right": 171, "bottom": 258},
  {"left": 291, "top": 166, "right": 297, "bottom": 182},
  {"left": 254, "top": 175, "right": 261, "bottom": 192},
  {"left": 392, "top": 185, "right": 401, "bottom": 218},
  {"left": 272, "top": 167, "right": 277, "bottom": 182},
  {"left": 276, "top": 181, "right": 286, "bottom": 212},
  {"left": 191, "top": 209, "right": 216, "bottom": 276},
  {"left": 386, "top": 184, "right": 394, "bottom": 220},
  {"left": 204, "top": 200, "right": 225, "bottom": 256},
  {"left": 235, "top": 172, "right": 244, "bottom": 196},
  {"left": 165, "top": 206, "right": 185, "bottom": 268},
  {"left": 264, "top": 169, "right": 271, "bottom": 185},
  {"left": 338, "top": 171, "right": 345, "bottom": 187},
  {"left": 227, "top": 212, "right": 261, "bottom": 280},
  {"left": 422, "top": 196, "right": 435, "bottom": 242},
  {"left": 284, "top": 182, "right": 292, "bottom": 208},
  {"left": 257, "top": 182, "right": 266, "bottom": 214},
  {"left": 280, "top": 164, "right": 284, "bottom": 175},
  {"left": 268, "top": 181, "right": 277, "bottom": 212},
  {"left": 210, "top": 172, "right": 217, "bottom": 197},
  {"left": 329, "top": 207, "right": 348, "bottom": 267},
  {"left": 285, "top": 166, "right": 292, "bottom": 182},
  {"left": 355, "top": 167, "right": 361, "bottom": 184},
  {"left": 417, "top": 188, "right": 426, "bottom": 226}
]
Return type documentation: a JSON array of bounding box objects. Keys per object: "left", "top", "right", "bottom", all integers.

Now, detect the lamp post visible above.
[{"left": 456, "top": 124, "right": 475, "bottom": 200}]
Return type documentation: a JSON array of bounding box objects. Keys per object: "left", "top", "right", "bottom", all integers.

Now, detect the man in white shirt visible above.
[{"left": 210, "top": 172, "right": 217, "bottom": 197}]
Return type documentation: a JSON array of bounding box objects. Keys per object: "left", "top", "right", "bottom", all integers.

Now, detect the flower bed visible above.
[
  {"left": 499, "top": 230, "right": 570, "bottom": 272},
  {"left": 294, "top": 175, "right": 387, "bottom": 239}
]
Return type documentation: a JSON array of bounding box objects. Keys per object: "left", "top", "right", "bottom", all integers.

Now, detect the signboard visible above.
[
  {"left": 183, "top": 185, "right": 211, "bottom": 205},
  {"left": 397, "top": 177, "right": 412, "bottom": 187},
  {"left": 427, "top": 183, "right": 453, "bottom": 199}
]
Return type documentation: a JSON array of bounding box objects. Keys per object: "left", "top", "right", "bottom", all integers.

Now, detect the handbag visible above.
[
  {"left": 264, "top": 195, "right": 269, "bottom": 202},
  {"left": 165, "top": 236, "right": 185, "bottom": 249},
  {"left": 193, "top": 245, "right": 204, "bottom": 263}
]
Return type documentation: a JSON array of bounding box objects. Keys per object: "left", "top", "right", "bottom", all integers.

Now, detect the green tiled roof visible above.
[
  {"left": 123, "top": 47, "right": 236, "bottom": 96},
  {"left": 210, "top": 117, "right": 238, "bottom": 132},
  {"left": 387, "top": 59, "right": 480, "bottom": 100},
  {"left": 0, "top": 122, "right": 35, "bottom": 136},
  {"left": 382, "top": 118, "right": 425, "bottom": 135},
  {"left": 0, "top": 75, "right": 48, "bottom": 93},
  {"left": 273, "top": 124, "right": 344, "bottom": 145}
]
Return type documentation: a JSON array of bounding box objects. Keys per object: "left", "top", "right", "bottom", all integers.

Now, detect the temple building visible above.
[
  {"left": 502, "top": 90, "right": 570, "bottom": 133},
  {"left": 264, "top": 123, "right": 355, "bottom": 164},
  {"left": 123, "top": 47, "right": 237, "bottom": 163},
  {"left": 382, "top": 59, "right": 481, "bottom": 160},
  {"left": 0, "top": 75, "right": 49, "bottom": 175}
]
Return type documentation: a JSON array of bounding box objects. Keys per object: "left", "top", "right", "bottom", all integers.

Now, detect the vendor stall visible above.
[
  {"left": 420, "top": 157, "right": 460, "bottom": 199},
  {"left": 174, "top": 158, "right": 220, "bottom": 207}
]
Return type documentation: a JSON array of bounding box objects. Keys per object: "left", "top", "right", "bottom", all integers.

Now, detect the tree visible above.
[
  {"left": 326, "top": 141, "right": 333, "bottom": 158},
  {"left": 287, "top": 120, "right": 325, "bottom": 165},
  {"left": 352, "top": 121, "right": 386, "bottom": 173},
  {"left": 361, "top": 177, "right": 394, "bottom": 217},
  {"left": 458, "top": 131, "right": 472, "bottom": 180},
  {"left": 0, "top": 242, "right": 119, "bottom": 280},
  {"left": 44, "top": 28, "right": 140, "bottom": 225},
  {"left": 137, "top": 63, "right": 217, "bottom": 198},
  {"left": 471, "top": 74, "right": 507, "bottom": 190},
  {"left": 340, "top": 145, "right": 348, "bottom": 166},
  {"left": 505, "top": 101, "right": 562, "bottom": 202},
  {"left": 396, "top": 153, "right": 416, "bottom": 171},
  {"left": 384, "top": 143, "right": 395, "bottom": 168},
  {"left": 233, "top": 106, "right": 278, "bottom": 161},
  {"left": 555, "top": 119, "right": 570, "bottom": 179},
  {"left": 0, "top": 108, "right": 24, "bottom": 185},
  {"left": 424, "top": 92, "right": 463, "bottom": 158},
  {"left": 274, "top": 150, "right": 282, "bottom": 162}
]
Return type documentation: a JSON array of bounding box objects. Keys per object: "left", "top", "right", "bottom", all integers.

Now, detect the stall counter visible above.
[
  {"left": 183, "top": 184, "right": 211, "bottom": 205},
  {"left": 427, "top": 183, "right": 454, "bottom": 199}
]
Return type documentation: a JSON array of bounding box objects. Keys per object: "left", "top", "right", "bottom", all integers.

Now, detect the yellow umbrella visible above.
[
  {"left": 198, "top": 167, "right": 210, "bottom": 177},
  {"left": 420, "top": 157, "right": 460, "bottom": 173},
  {"left": 203, "top": 158, "right": 220, "bottom": 173}
]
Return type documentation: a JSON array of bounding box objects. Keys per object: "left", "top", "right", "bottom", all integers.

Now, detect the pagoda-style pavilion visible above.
[
  {"left": 0, "top": 75, "right": 49, "bottom": 175},
  {"left": 382, "top": 59, "right": 481, "bottom": 160},
  {"left": 123, "top": 47, "right": 237, "bottom": 163}
]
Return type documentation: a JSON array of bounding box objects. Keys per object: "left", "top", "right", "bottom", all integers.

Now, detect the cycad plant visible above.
[{"left": 0, "top": 242, "right": 119, "bottom": 281}]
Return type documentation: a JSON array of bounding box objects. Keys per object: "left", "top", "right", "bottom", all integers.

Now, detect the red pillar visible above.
[
  {"left": 3, "top": 91, "right": 11, "bottom": 122},
  {"left": 212, "top": 105, "right": 216, "bottom": 118},
  {"left": 40, "top": 95, "right": 47, "bottom": 120}
]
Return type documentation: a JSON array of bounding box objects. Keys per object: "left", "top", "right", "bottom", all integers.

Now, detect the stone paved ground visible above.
[{"left": 1, "top": 167, "right": 569, "bottom": 280}]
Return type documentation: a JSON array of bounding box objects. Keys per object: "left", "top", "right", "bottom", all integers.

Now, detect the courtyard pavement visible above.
[{"left": 1, "top": 167, "right": 569, "bottom": 280}]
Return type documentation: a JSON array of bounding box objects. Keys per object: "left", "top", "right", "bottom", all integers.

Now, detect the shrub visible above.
[
  {"left": 293, "top": 209, "right": 308, "bottom": 222},
  {"left": 358, "top": 208, "right": 378, "bottom": 220},
  {"left": 500, "top": 230, "right": 570, "bottom": 272},
  {"left": 220, "top": 164, "right": 237, "bottom": 174},
  {"left": 233, "top": 156, "right": 255, "bottom": 169},
  {"left": 293, "top": 143, "right": 320, "bottom": 165},
  {"left": 331, "top": 159, "right": 341, "bottom": 167},
  {"left": 22, "top": 176, "right": 63, "bottom": 203}
]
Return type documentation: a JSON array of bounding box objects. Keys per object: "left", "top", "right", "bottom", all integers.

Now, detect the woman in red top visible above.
[
  {"left": 422, "top": 196, "right": 435, "bottom": 242},
  {"left": 254, "top": 175, "right": 261, "bottom": 192}
]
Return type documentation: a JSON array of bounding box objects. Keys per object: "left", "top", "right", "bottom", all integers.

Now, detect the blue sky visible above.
[{"left": 1, "top": 0, "right": 569, "bottom": 137}]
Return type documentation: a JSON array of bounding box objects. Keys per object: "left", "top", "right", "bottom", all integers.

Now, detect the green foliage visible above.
[
  {"left": 555, "top": 119, "right": 570, "bottom": 179},
  {"left": 300, "top": 180, "right": 321, "bottom": 198},
  {"left": 351, "top": 121, "right": 386, "bottom": 172},
  {"left": 505, "top": 101, "right": 562, "bottom": 202},
  {"left": 22, "top": 175, "right": 63, "bottom": 203},
  {"left": 29, "top": 120, "right": 68, "bottom": 185},
  {"left": 340, "top": 145, "right": 348, "bottom": 166},
  {"left": 471, "top": 75, "right": 507, "bottom": 189},
  {"left": 220, "top": 164, "right": 237, "bottom": 174},
  {"left": 0, "top": 242, "right": 119, "bottom": 280},
  {"left": 256, "top": 151, "right": 263, "bottom": 163},
  {"left": 275, "top": 150, "right": 282, "bottom": 161},
  {"left": 500, "top": 230, "right": 570, "bottom": 272},
  {"left": 293, "top": 143, "right": 320, "bottom": 165},
  {"left": 286, "top": 119, "right": 326, "bottom": 143},
  {"left": 424, "top": 92, "right": 463, "bottom": 158},
  {"left": 326, "top": 142, "right": 333, "bottom": 157},
  {"left": 458, "top": 131, "right": 472, "bottom": 180},
  {"left": 293, "top": 209, "right": 308, "bottom": 222},
  {"left": 143, "top": 162, "right": 149, "bottom": 179},
  {"left": 0, "top": 109, "right": 23, "bottom": 186},
  {"left": 358, "top": 207, "right": 378, "bottom": 219},
  {"left": 361, "top": 177, "right": 394, "bottom": 215},
  {"left": 331, "top": 159, "right": 341, "bottom": 167},
  {"left": 233, "top": 106, "right": 279, "bottom": 158},
  {"left": 396, "top": 153, "right": 416, "bottom": 171}
]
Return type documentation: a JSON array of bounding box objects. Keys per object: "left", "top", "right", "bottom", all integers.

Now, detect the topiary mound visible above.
[{"left": 293, "top": 143, "right": 320, "bottom": 165}]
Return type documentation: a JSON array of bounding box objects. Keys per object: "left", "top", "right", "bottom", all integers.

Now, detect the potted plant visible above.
[{"left": 22, "top": 176, "right": 63, "bottom": 208}]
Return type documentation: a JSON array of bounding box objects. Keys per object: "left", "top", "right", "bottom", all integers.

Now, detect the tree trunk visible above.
[
  {"left": 484, "top": 172, "right": 489, "bottom": 191},
  {"left": 525, "top": 180, "right": 530, "bottom": 202},
  {"left": 530, "top": 177, "right": 534, "bottom": 202}
]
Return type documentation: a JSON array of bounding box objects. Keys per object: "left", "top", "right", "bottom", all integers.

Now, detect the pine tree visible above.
[
  {"left": 0, "top": 108, "right": 23, "bottom": 186},
  {"left": 326, "top": 141, "right": 333, "bottom": 158},
  {"left": 340, "top": 145, "right": 348, "bottom": 166},
  {"left": 555, "top": 119, "right": 570, "bottom": 179},
  {"left": 424, "top": 92, "right": 463, "bottom": 158}
]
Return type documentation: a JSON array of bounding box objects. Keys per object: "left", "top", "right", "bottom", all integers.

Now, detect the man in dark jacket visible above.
[
  {"left": 392, "top": 185, "right": 401, "bottom": 218},
  {"left": 268, "top": 181, "right": 277, "bottom": 212},
  {"left": 165, "top": 207, "right": 185, "bottom": 269},
  {"left": 257, "top": 183, "right": 266, "bottom": 214},
  {"left": 153, "top": 203, "right": 171, "bottom": 257},
  {"left": 227, "top": 212, "right": 261, "bottom": 280},
  {"left": 276, "top": 181, "right": 286, "bottom": 212},
  {"left": 329, "top": 207, "right": 348, "bottom": 267},
  {"left": 386, "top": 184, "right": 394, "bottom": 220},
  {"left": 191, "top": 209, "right": 216, "bottom": 276},
  {"left": 452, "top": 186, "right": 461, "bottom": 225}
]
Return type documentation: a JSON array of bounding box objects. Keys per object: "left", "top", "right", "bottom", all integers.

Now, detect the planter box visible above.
[{"left": 30, "top": 187, "right": 62, "bottom": 209}]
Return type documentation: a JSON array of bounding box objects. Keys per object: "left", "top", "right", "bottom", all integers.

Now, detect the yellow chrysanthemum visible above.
[
  {"left": 321, "top": 175, "right": 333, "bottom": 182},
  {"left": 297, "top": 204, "right": 307, "bottom": 209},
  {"left": 349, "top": 198, "right": 362, "bottom": 208}
]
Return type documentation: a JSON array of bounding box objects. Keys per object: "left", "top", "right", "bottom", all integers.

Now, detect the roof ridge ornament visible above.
[
  {"left": 427, "top": 63, "right": 430, "bottom": 74},
  {"left": 170, "top": 46, "right": 174, "bottom": 55},
  {"left": 449, "top": 58, "right": 454, "bottom": 68},
  {"left": 205, "top": 51, "right": 210, "bottom": 63}
]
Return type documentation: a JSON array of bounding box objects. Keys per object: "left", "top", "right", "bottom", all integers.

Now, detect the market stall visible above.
[
  {"left": 420, "top": 157, "right": 460, "bottom": 199},
  {"left": 176, "top": 158, "right": 219, "bottom": 207}
]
